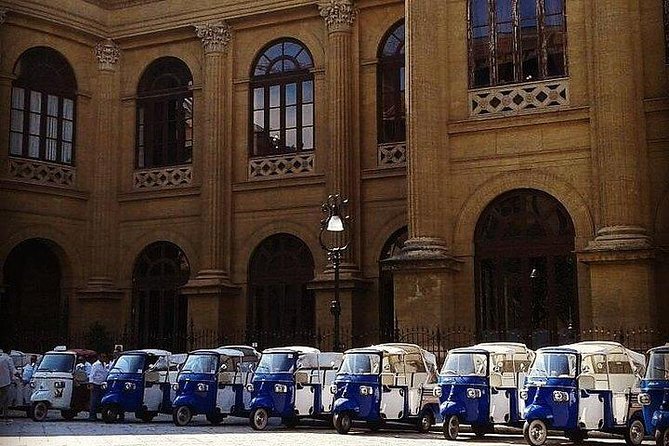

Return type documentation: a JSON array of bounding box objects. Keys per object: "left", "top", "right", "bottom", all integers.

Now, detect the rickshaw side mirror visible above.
[
  {"left": 578, "top": 374, "right": 596, "bottom": 390},
  {"left": 490, "top": 372, "right": 503, "bottom": 389}
]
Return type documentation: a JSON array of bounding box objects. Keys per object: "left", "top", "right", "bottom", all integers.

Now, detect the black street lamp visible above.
[{"left": 319, "top": 194, "right": 350, "bottom": 352}]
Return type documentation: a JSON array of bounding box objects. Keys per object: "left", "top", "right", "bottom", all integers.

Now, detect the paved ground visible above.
[{"left": 0, "top": 411, "right": 651, "bottom": 446}]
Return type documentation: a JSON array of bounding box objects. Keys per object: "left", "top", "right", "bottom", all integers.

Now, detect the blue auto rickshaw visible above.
[
  {"left": 522, "top": 341, "right": 646, "bottom": 446},
  {"left": 332, "top": 343, "right": 440, "bottom": 434},
  {"left": 437, "top": 342, "right": 535, "bottom": 440},
  {"left": 171, "top": 345, "right": 260, "bottom": 425},
  {"left": 639, "top": 343, "right": 669, "bottom": 446},
  {"left": 248, "top": 346, "right": 342, "bottom": 430},
  {"left": 100, "top": 349, "right": 181, "bottom": 423}
]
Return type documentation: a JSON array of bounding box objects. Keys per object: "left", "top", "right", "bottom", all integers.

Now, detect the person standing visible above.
[
  {"left": 87, "top": 353, "right": 108, "bottom": 421},
  {"left": 0, "top": 347, "right": 19, "bottom": 422},
  {"left": 20, "top": 355, "right": 37, "bottom": 407}
]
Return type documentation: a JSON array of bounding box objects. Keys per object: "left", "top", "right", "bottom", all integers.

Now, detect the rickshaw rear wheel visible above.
[
  {"left": 443, "top": 415, "right": 460, "bottom": 440},
  {"left": 206, "top": 413, "right": 223, "bottom": 425},
  {"left": 31, "top": 401, "right": 49, "bottom": 422},
  {"left": 655, "top": 427, "right": 668, "bottom": 446},
  {"left": 173, "top": 406, "right": 192, "bottom": 426},
  {"left": 282, "top": 416, "right": 298, "bottom": 428},
  {"left": 566, "top": 429, "right": 586, "bottom": 444},
  {"left": 523, "top": 420, "right": 548, "bottom": 446},
  {"left": 417, "top": 411, "right": 434, "bottom": 433},
  {"left": 624, "top": 418, "right": 645, "bottom": 446},
  {"left": 250, "top": 408, "right": 269, "bottom": 431},
  {"left": 101, "top": 404, "right": 119, "bottom": 424},
  {"left": 61, "top": 409, "right": 77, "bottom": 421},
  {"left": 333, "top": 412, "right": 352, "bottom": 435}
]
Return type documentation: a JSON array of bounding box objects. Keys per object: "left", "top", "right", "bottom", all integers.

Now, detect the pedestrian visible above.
[
  {"left": 0, "top": 346, "right": 20, "bottom": 423},
  {"left": 21, "top": 355, "right": 38, "bottom": 406},
  {"left": 87, "top": 353, "right": 108, "bottom": 421}
]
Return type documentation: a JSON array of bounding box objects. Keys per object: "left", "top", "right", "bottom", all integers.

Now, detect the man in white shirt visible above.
[
  {"left": 0, "top": 346, "right": 20, "bottom": 422},
  {"left": 20, "top": 355, "right": 38, "bottom": 406},
  {"left": 88, "top": 353, "right": 109, "bottom": 421}
]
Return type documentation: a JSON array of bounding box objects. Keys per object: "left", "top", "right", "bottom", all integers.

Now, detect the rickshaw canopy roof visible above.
[
  {"left": 217, "top": 345, "right": 261, "bottom": 359},
  {"left": 648, "top": 343, "right": 669, "bottom": 354},
  {"left": 296, "top": 352, "right": 343, "bottom": 369},
  {"left": 123, "top": 349, "right": 171, "bottom": 357},
  {"left": 191, "top": 347, "right": 245, "bottom": 358},
  {"left": 449, "top": 342, "right": 533, "bottom": 356},
  {"left": 262, "top": 346, "right": 320, "bottom": 355},
  {"left": 539, "top": 341, "right": 646, "bottom": 368},
  {"left": 357, "top": 343, "right": 438, "bottom": 373}
]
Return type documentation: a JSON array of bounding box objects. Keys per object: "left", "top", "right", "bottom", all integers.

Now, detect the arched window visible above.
[
  {"left": 136, "top": 57, "right": 193, "bottom": 169},
  {"left": 250, "top": 39, "right": 314, "bottom": 157},
  {"left": 378, "top": 226, "right": 408, "bottom": 340},
  {"left": 10, "top": 47, "right": 77, "bottom": 165},
  {"left": 469, "top": 0, "right": 567, "bottom": 88},
  {"left": 378, "top": 20, "right": 405, "bottom": 144}
]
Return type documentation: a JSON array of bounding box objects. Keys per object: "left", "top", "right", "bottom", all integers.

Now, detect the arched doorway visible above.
[
  {"left": 475, "top": 189, "right": 577, "bottom": 348},
  {"left": 379, "top": 226, "right": 408, "bottom": 341},
  {"left": 247, "top": 234, "right": 315, "bottom": 346},
  {"left": 2, "top": 239, "right": 66, "bottom": 350},
  {"left": 132, "top": 242, "right": 190, "bottom": 350}
]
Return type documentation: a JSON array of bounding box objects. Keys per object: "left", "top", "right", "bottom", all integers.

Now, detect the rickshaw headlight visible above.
[
  {"left": 246, "top": 383, "right": 254, "bottom": 392},
  {"left": 552, "top": 390, "right": 569, "bottom": 402},
  {"left": 101, "top": 382, "right": 107, "bottom": 390},
  {"left": 433, "top": 387, "right": 442, "bottom": 398},
  {"left": 519, "top": 389, "right": 529, "bottom": 400},
  {"left": 274, "top": 383, "right": 288, "bottom": 393},
  {"left": 466, "top": 388, "right": 482, "bottom": 399},
  {"left": 29, "top": 380, "right": 36, "bottom": 389},
  {"left": 638, "top": 393, "right": 651, "bottom": 405},
  {"left": 359, "top": 385, "right": 373, "bottom": 396},
  {"left": 54, "top": 381, "right": 65, "bottom": 389},
  {"left": 172, "top": 383, "right": 179, "bottom": 391},
  {"left": 329, "top": 384, "right": 338, "bottom": 394},
  {"left": 196, "top": 383, "right": 209, "bottom": 392},
  {"left": 124, "top": 382, "right": 136, "bottom": 391}
]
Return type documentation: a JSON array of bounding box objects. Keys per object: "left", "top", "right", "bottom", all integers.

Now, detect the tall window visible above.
[
  {"left": 10, "top": 47, "right": 77, "bottom": 165},
  {"left": 136, "top": 57, "right": 193, "bottom": 169},
  {"left": 469, "top": 0, "right": 567, "bottom": 88},
  {"left": 378, "top": 20, "right": 406, "bottom": 144},
  {"left": 250, "top": 39, "right": 314, "bottom": 157}
]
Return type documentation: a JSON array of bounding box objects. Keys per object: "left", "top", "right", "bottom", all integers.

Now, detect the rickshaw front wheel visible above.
[
  {"left": 250, "top": 408, "right": 269, "bottom": 431},
  {"left": 443, "top": 415, "right": 460, "bottom": 440},
  {"left": 61, "top": 409, "right": 77, "bottom": 421},
  {"left": 101, "top": 404, "right": 120, "bottom": 424},
  {"left": 624, "top": 418, "right": 645, "bottom": 446},
  {"left": 333, "top": 412, "right": 352, "bottom": 434},
  {"left": 417, "top": 411, "right": 434, "bottom": 433},
  {"left": 31, "top": 401, "right": 49, "bottom": 422},
  {"left": 656, "top": 427, "right": 669, "bottom": 446},
  {"left": 173, "top": 406, "right": 192, "bottom": 426},
  {"left": 523, "top": 420, "right": 548, "bottom": 446}
]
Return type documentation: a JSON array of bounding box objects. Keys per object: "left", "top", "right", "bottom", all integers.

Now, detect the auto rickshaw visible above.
[
  {"left": 100, "top": 349, "right": 181, "bottom": 423},
  {"left": 29, "top": 346, "right": 96, "bottom": 421},
  {"left": 331, "top": 343, "right": 440, "bottom": 434},
  {"left": 639, "top": 343, "right": 669, "bottom": 446},
  {"left": 8, "top": 350, "right": 41, "bottom": 413},
  {"left": 437, "top": 342, "right": 535, "bottom": 439},
  {"left": 172, "top": 345, "right": 260, "bottom": 425},
  {"left": 247, "top": 346, "right": 342, "bottom": 430},
  {"left": 522, "top": 341, "right": 646, "bottom": 446}
]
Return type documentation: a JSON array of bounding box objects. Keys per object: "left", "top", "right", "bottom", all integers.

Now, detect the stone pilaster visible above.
[
  {"left": 181, "top": 21, "right": 239, "bottom": 332},
  {"left": 579, "top": 0, "right": 656, "bottom": 329},
  {"left": 0, "top": 9, "right": 11, "bottom": 181},
  {"left": 78, "top": 39, "right": 123, "bottom": 303}
]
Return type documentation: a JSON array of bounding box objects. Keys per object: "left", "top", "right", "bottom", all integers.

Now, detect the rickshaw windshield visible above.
[
  {"left": 647, "top": 352, "right": 669, "bottom": 380},
  {"left": 180, "top": 354, "right": 218, "bottom": 374},
  {"left": 529, "top": 352, "right": 577, "bottom": 378},
  {"left": 109, "top": 354, "right": 145, "bottom": 374},
  {"left": 440, "top": 352, "right": 487, "bottom": 377},
  {"left": 338, "top": 353, "right": 381, "bottom": 375},
  {"left": 256, "top": 353, "right": 295, "bottom": 374},
  {"left": 37, "top": 354, "right": 74, "bottom": 373}
]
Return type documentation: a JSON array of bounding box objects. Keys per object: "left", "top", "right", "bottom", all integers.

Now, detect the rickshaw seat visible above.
[
  {"left": 218, "top": 372, "right": 236, "bottom": 384},
  {"left": 295, "top": 370, "right": 310, "bottom": 385}
]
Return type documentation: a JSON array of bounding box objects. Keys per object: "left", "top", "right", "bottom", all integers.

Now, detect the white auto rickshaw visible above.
[{"left": 7, "top": 350, "right": 41, "bottom": 413}]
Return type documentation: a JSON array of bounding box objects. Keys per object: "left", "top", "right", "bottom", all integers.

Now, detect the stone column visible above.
[
  {"left": 182, "top": 22, "right": 239, "bottom": 332},
  {"left": 382, "top": 0, "right": 461, "bottom": 332},
  {"left": 77, "top": 40, "right": 123, "bottom": 315},
  {"left": 579, "top": 0, "right": 655, "bottom": 329},
  {"left": 0, "top": 9, "right": 11, "bottom": 179}
]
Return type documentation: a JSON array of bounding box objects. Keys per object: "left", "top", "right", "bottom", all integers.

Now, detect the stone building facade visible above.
[{"left": 0, "top": 0, "right": 666, "bottom": 351}]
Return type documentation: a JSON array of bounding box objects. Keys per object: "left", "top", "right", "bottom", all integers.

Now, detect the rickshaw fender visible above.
[
  {"left": 172, "top": 394, "right": 200, "bottom": 410},
  {"left": 523, "top": 404, "right": 554, "bottom": 423},
  {"left": 30, "top": 390, "right": 50, "bottom": 402},
  {"left": 332, "top": 398, "right": 360, "bottom": 414},
  {"left": 249, "top": 395, "right": 274, "bottom": 413},
  {"left": 100, "top": 392, "right": 125, "bottom": 406},
  {"left": 440, "top": 400, "right": 466, "bottom": 417}
]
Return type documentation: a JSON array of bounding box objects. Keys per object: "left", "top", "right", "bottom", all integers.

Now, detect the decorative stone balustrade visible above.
[
  {"left": 469, "top": 78, "right": 569, "bottom": 116},
  {"left": 133, "top": 164, "right": 192, "bottom": 189},
  {"left": 377, "top": 142, "right": 406, "bottom": 167},
  {"left": 8, "top": 157, "right": 76, "bottom": 187},
  {"left": 248, "top": 153, "right": 314, "bottom": 178}
]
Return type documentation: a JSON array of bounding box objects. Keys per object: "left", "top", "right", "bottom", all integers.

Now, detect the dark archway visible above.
[
  {"left": 475, "top": 189, "right": 577, "bottom": 348},
  {"left": 247, "top": 234, "right": 315, "bottom": 346},
  {"left": 132, "top": 242, "right": 190, "bottom": 350},
  {"left": 378, "top": 226, "right": 408, "bottom": 340},
  {"left": 2, "top": 239, "right": 66, "bottom": 350}
]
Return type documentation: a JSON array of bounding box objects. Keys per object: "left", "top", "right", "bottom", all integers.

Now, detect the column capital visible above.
[
  {"left": 195, "top": 21, "right": 232, "bottom": 54},
  {"left": 318, "top": 0, "right": 357, "bottom": 33},
  {"left": 94, "top": 39, "right": 120, "bottom": 71}
]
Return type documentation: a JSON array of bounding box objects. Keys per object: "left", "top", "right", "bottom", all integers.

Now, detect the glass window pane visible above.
[
  {"left": 519, "top": 0, "right": 537, "bottom": 19},
  {"left": 63, "top": 120, "right": 73, "bottom": 142},
  {"left": 63, "top": 99, "right": 74, "bottom": 119},
  {"left": 285, "top": 83, "right": 297, "bottom": 106},
  {"left": 11, "top": 109, "right": 23, "bottom": 132},
  {"left": 62, "top": 142, "right": 72, "bottom": 164},
  {"left": 138, "top": 125, "right": 144, "bottom": 146},
  {"left": 285, "top": 128, "right": 297, "bottom": 150},
  {"left": 302, "top": 104, "right": 313, "bottom": 126},
  {"left": 286, "top": 106, "right": 296, "bottom": 128},
  {"left": 302, "top": 127, "right": 313, "bottom": 150},
  {"left": 12, "top": 87, "right": 25, "bottom": 110},
  {"left": 46, "top": 139, "right": 57, "bottom": 161},
  {"left": 546, "top": 29, "right": 566, "bottom": 76},
  {"left": 270, "top": 108, "right": 280, "bottom": 130},
  {"left": 302, "top": 81, "right": 313, "bottom": 103},
  {"left": 470, "top": 0, "right": 489, "bottom": 27},
  {"left": 47, "top": 95, "right": 59, "bottom": 117},
  {"left": 29, "top": 113, "right": 41, "bottom": 135},
  {"left": 269, "top": 130, "right": 280, "bottom": 149},
  {"left": 254, "top": 110, "right": 265, "bottom": 129},
  {"left": 30, "top": 91, "right": 42, "bottom": 113},
  {"left": 47, "top": 117, "right": 58, "bottom": 138},
  {"left": 28, "top": 136, "right": 40, "bottom": 157},
  {"left": 10, "top": 132, "right": 23, "bottom": 155},
  {"left": 254, "top": 88, "right": 264, "bottom": 110},
  {"left": 270, "top": 85, "right": 280, "bottom": 107},
  {"left": 545, "top": 0, "right": 563, "bottom": 15}
]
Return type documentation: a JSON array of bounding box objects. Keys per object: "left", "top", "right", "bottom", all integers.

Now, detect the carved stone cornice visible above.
[
  {"left": 0, "top": 8, "right": 7, "bottom": 25},
  {"left": 194, "top": 21, "right": 232, "bottom": 54},
  {"left": 94, "top": 39, "right": 120, "bottom": 71},
  {"left": 318, "top": 0, "right": 357, "bottom": 33}
]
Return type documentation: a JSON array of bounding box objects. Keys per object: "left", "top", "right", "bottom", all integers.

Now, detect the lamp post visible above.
[{"left": 319, "top": 194, "right": 350, "bottom": 352}]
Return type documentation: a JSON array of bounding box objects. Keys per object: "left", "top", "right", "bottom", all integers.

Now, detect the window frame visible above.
[{"left": 377, "top": 20, "right": 406, "bottom": 145}]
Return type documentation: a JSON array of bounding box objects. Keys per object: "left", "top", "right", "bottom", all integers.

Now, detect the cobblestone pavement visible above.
[{"left": 0, "top": 411, "right": 648, "bottom": 446}]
